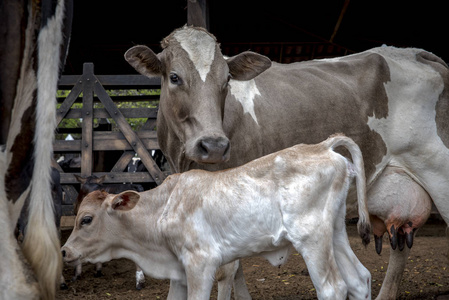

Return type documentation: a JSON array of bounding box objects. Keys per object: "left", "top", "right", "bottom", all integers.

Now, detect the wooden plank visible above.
[
  {"left": 94, "top": 78, "right": 166, "bottom": 185},
  {"left": 61, "top": 216, "right": 76, "bottom": 229},
  {"left": 60, "top": 172, "right": 154, "bottom": 184},
  {"left": 53, "top": 138, "right": 159, "bottom": 152},
  {"left": 94, "top": 131, "right": 157, "bottom": 140},
  {"left": 56, "top": 78, "right": 83, "bottom": 125},
  {"left": 111, "top": 151, "right": 135, "bottom": 172},
  {"left": 59, "top": 74, "right": 161, "bottom": 88},
  {"left": 61, "top": 107, "right": 158, "bottom": 119},
  {"left": 81, "top": 63, "right": 94, "bottom": 177}
]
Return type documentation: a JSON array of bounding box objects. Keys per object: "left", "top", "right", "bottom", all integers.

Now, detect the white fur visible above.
[
  {"left": 22, "top": 0, "right": 66, "bottom": 299},
  {"left": 229, "top": 79, "right": 260, "bottom": 124},
  {"left": 174, "top": 28, "right": 215, "bottom": 82}
]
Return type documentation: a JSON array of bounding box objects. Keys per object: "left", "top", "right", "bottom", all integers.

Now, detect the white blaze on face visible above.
[
  {"left": 229, "top": 79, "right": 260, "bottom": 125},
  {"left": 174, "top": 28, "right": 216, "bottom": 82}
]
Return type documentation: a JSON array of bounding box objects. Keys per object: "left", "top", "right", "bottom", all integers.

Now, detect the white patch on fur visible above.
[
  {"left": 229, "top": 79, "right": 260, "bottom": 124},
  {"left": 174, "top": 28, "right": 215, "bottom": 82}
]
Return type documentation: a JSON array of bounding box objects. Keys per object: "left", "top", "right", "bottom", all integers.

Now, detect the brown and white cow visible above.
[
  {"left": 62, "top": 134, "right": 372, "bottom": 300},
  {"left": 0, "top": 0, "right": 72, "bottom": 299},
  {"left": 124, "top": 26, "right": 449, "bottom": 299}
]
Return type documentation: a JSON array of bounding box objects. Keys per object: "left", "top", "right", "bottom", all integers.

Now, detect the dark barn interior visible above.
[{"left": 63, "top": 0, "right": 449, "bottom": 76}]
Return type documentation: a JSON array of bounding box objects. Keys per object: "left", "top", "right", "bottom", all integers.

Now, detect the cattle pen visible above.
[{"left": 54, "top": 63, "right": 169, "bottom": 218}]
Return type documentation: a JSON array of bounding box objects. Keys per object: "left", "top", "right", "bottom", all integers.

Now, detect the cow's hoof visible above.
[
  {"left": 60, "top": 283, "right": 69, "bottom": 290},
  {"left": 136, "top": 283, "right": 145, "bottom": 290},
  {"left": 94, "top": 270, "right": 103, "bottom": 277}
]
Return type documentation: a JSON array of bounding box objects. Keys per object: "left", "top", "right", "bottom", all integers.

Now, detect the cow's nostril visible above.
[{"left": 62, "top": 250, "right": 66, "bottom": 257}]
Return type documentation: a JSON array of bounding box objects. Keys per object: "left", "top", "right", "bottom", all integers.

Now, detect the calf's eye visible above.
[{"left": 81, "top": 216, "right": 93, "bottom": 226}]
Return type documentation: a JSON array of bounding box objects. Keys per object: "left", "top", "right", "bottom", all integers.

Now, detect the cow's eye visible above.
[
  {"left": 81, "top": 216, "right": 92, "bottom": 226},
  {"left": 169, "top": 73, "right": 182, "bottom": 85}
]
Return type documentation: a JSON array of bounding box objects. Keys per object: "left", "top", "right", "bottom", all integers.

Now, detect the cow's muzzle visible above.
[{"left": 195, "top": 136, "right": 230, "bottom": 164}]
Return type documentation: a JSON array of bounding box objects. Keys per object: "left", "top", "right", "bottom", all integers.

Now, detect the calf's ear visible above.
[
  {"left": 226, "top": 51, "right": 272, "bottom": 81},
  {"left": 125, "top": 45, "right": 162, "bottom": 77},
  {"left": 108, "top": 191, "right": 140, "bottom": 212}
]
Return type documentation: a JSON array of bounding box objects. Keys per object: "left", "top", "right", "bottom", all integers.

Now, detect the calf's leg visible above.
[
  {"left": 167, "top": 280, "right": 187, "bottom": 300},
  {"left": 333, "top": 211, "right": 371, "bottom": 300},
  {"left": 292, "top": 231, "right": 347, "bottom": 299},
  {"left": 216, "top": 260, "right": 251, "bottom": 300},
  {"left": 185, "top": 257, "right": 218, "bottom": 300}
]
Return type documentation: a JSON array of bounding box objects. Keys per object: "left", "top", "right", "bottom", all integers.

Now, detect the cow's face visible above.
[
  {"left": 61, "top": 190, "right": 140, "bottom": 267},
  {"left": 125, "top": 27, "right": 271, "bottom": 168}
]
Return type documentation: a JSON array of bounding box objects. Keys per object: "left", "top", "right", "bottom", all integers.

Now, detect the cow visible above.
[
  {"left": 0, "top": 0, "right": 72, "bottom": 299},
  {"left": 62, "top": 134, "right": 372, "bottom": 300},
  {"left": 71, "top": 174, "right": 146, "bottom": 289},
  {"left": 124, "top": 25, "right": 449, "bottom": 299},
  {"left": 16, "top": 167, "right": 64, "bottom": 243}
]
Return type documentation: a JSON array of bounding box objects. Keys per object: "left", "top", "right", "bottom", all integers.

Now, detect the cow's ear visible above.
[
  {"left": 109, "top": 191, "right": 140, "bottom": 212},
  {"left": 226, "top": 51, "right": 271, "bottom": 81},
  {"left": 97, "top": 175, "right": 107, "bottom": 184},
  {"left": 125, "top": 45, "right": 162, "bottom": 77},
  {"left": 74, "top": 174, "right": 87, "bottom": 184}
]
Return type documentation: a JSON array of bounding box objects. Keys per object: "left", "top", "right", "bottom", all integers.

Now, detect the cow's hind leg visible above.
[{"left": 375, "top": 237, "right": 412, "bottom": 300}]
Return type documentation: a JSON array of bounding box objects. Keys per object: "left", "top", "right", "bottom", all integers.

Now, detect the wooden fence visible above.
[{"left": 54, "top": 63, "right": 167, "bottom": 215}]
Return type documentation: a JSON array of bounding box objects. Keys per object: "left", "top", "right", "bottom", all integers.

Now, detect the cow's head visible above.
[
  {"left": 125, "top": 26, "right": 271, "bottom": 169},
  {"left": 61, "top": 190, "right": 140, "bottom": 267}
]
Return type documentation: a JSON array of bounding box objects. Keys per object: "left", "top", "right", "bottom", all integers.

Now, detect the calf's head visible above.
[
  {"left": 125, "top": 26, "right": 271, "bottom": 168},
  {"left": 61, "top": 190, "right": 140, "bottom": 267}
]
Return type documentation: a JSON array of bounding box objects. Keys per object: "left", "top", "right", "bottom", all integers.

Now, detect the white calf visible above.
[{"left": 61, "top": 134, "right": 371, "bottom": 300}]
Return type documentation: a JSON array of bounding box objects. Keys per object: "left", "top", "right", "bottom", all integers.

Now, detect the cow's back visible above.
[{"left": 219, "top": 47, "right": 448, "bottom": 185}]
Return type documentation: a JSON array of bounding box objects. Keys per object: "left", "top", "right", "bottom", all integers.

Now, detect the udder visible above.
[{"left": 367, "top": 166, "right": 432, "bottom": 254}]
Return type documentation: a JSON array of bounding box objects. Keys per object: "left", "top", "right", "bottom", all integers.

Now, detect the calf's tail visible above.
[{"left": 326, "top": 134, "right": 371, "bottom": 246}]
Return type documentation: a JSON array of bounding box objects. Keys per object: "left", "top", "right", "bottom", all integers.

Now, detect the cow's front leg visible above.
[
  {"left": 94, "top": 262, "right": 103, "bottom": 277},
  {"left": 72, "top": 264, "right": 82, "bottom": 281},
  {"left": 135, "top": 265, "right": 145, "bottom": 290}
]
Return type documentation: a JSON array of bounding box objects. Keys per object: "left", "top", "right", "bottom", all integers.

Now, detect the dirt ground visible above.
[{"left": 57, "top": 220, "right": 449, "bottom": 300}]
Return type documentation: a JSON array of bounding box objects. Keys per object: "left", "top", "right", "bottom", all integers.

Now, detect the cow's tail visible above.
[
  {"left": 21, "top": 1, "right": 67, "bottom": 299},
  {"left": 327, "top": 134, "right": 371, "bottom": 246}
]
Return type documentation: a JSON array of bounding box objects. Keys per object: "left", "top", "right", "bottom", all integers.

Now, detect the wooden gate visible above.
[{"left": 54, "top": 63, "right": 168, "bottom": 215}]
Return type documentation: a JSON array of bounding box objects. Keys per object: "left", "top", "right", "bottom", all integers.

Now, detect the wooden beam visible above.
[
  {"left": 187, "top": 0, "right": 209, "bottom": 29},
  {"left": 330, "top": 0, "right": 350, "bottom": 43},
  {"left": 81, "top": 63, "right": 94, "bottom": 177}
]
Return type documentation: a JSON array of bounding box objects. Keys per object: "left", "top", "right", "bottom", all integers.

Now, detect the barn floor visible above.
[{"left": 57, "top": 221, "right": 449, "bottom": 299}]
